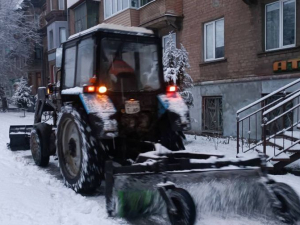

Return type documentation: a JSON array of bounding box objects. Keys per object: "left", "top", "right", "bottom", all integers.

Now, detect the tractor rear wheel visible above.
[
  {"left": 271, "top": 182, "right": 300, "bottom": 224},
  {"left": 167, "top": 188, "right": 196, "bottom": 225},
  {"left": 30, "top": 123, "right": 51, "bottom": 167},
  {"left": 57, "top": 107, "right": 102, "bottom": 194}
]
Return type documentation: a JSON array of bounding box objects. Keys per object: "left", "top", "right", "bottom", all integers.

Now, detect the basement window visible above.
[
  {"left": 265, "top": 0, "right": 296, "bottom": 51},
  {"left": 202, "top": 96, "right": 223, "bottom": 134}
]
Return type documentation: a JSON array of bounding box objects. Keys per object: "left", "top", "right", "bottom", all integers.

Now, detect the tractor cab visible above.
[{"left": 55, "top": 23, "right": 189, "bottom": 156}]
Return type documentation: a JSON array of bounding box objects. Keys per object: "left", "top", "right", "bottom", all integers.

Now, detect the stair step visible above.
[
  {"left": 283, "top": 131, "right": 300, "bottom": 141},
  {"left": 268, "top": 138, "right": 300, "bottom": 151},
  {"left": 255, "top": 145, "right": 290, "bottom": 161}
]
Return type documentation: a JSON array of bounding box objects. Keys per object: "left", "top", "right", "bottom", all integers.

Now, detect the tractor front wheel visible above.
[{"left": 30, "top": 123, "right": 51, "bottom": 167}]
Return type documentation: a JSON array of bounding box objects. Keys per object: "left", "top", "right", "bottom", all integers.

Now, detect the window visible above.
[
  {"left": 35, "top": 48, "right": 41, "bottom": 59},
  {"left": 76, "top": 38, "right": 94, "bottom": 86},
  {"left": 202, "top": 96, "right": 223, "bottom": 133},
  {"left": 140, "top": 0, "right": 153, "bottom": 7},
  {"left": 265, "top": 0, "right": 296, "bottom": 51},
  {"left": 49, "top": 30, "right": 54, "bottom": 50},
  {"left": 100, "top": 38, "right": 160, "bottom": 92},
  {"left": 162, "top": 33, "right": 176, "bottom": 52},
  {"left": 50, "top": 0, "right": 53, "bottom": 11},
  {"left": 204, "top": 18, "right": 224, "bottom": 61},
  {"left": 74, "top": 1, "right": 99, "bottom": 33},
  {"left": 64, "top": 46, "right": 76, "bottom": 88},
  {"left": 58, "top": 0, "right": 64, "bottom": 10},
  {"left": 74, "top": 3, "right": 87, "bottom": 33},
  {"left": 104, "top": 0, "right": 154, "bottom": 19},
  {"left": 59, "top": 27, "right": 67, "bottom": 45},
  {"left": 105, "top": 0, "right": 130, "bottom": 19},
  {"left": 131, "top": 0, "right": 139, "bottom": 8}
]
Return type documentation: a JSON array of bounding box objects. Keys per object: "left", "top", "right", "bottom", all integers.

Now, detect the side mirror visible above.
[{"left": 56, "top": 48, "right": 62, "bottom": 68}]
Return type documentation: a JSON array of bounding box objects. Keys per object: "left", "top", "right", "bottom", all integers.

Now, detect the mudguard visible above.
[
  {"left": 157, "top": 93, "right": 191, "bottom": 131},
  {"left": 79, "top": 93, "right": 118, "bottom": 138}
]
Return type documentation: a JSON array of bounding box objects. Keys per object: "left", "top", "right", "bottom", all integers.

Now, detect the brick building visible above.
[
  {"left": 38, "top": 0, "right": 68, "bottom": 86},
  {"left": 66, "top": 0, "right": 300, "bottom": 137}
]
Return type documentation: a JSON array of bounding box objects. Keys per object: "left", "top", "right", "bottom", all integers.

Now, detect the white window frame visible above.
[
  {"left": 104, "top": 0, "right": 155, "bottom": 19},
  {"left": 50, "top": 0, "right": 53, "bottom": 11},
  {"left": 204, "top": 18, "right": 225, "bottom": 62},
  {"left": 49, "top": 30, "right": 54, "bottom": 50},
  {"left": 58, "top": 0, "right": 65, "bottom": 10},
  {"left": 104, "top": 0, "right": 128, "bottom": 19},
  {"left": 162, "top": 33, "right": 176, "bottom": 52},
  {"left": 265, "top": 0, "right": 296, "bottom": 51}
]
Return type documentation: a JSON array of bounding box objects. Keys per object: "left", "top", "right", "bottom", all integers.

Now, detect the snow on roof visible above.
[{"left": 68, "top": 23, "right": 154, "bottom": 40}]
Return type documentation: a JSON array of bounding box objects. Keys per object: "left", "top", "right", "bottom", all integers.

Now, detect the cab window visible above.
[
  {"left": 76, "top": 38, "right": 94, "bottom": 86},
  {"left": 64, "top": 46, "right": 76, "bottom": 88}
]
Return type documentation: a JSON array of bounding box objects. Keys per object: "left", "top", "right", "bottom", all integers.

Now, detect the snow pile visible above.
[
  {"left": 61, "top": 87, "right": 83, "bottom": 95},
  {"left": 81, "top": 94, "right": 118, "bottom": 133},
  {"left": 1, "top": 113, "right": 300, "bottom": 224},
  {"left": 158, "top": 93, "right": 189, "bottom": 124}
]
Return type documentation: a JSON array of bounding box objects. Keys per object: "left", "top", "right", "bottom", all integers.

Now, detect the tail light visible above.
[
  {"left": 99, "top": 86, "right": 107, "bottom": 94},
  {"left": 83, "top": 85, "right": 107, "bottom": 94},
  {"left": 83, "top": 85, "right": 95, "bottom": 93},
  {"left": 167, "top": 85, "right": 177, "bottom": 93}
]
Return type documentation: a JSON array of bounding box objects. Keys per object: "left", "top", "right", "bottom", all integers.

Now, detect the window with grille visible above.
[{"left": 202, "top": 96, "right": 223, "bottom": 133}]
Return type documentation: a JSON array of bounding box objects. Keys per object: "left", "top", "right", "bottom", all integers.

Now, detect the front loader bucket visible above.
[
  {"left": 9, "top": 125, "right": 33, "bottom": 151},
  {"left": 105, "top": 153, "right": 282, "bottom": 224}
]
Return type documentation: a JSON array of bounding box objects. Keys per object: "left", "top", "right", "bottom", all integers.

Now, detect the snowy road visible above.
[{"left": 0, "top": 112, "right": 299, "bottom": 225}]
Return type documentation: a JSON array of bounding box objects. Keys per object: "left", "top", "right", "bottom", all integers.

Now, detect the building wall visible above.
[
  {"left": 180, "top": 0, "right": 300, "bottom": 83},
  {"left": 104, "top": 9, "right": 132, "bottom": 26},
  {"left": 190, "top": 77, "right": 300, "bottom": 137},
  {"left": 47, "top": 21, "right": 68, "bottom": 50}
]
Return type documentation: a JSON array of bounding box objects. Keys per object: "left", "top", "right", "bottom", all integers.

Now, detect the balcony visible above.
[
  {"left": 139, "top": 0, "right": 183, "bottom": 30},
  {"left": 45, "top": 10, "right": 66, "bottom": 23},
  {"left": 45, "top": 0, "right": 67, "bottom": 23}
]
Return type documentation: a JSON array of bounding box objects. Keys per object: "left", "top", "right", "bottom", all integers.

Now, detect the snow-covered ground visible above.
[{"left": 0, "top": 112, "right": 300, "bottom": 225}]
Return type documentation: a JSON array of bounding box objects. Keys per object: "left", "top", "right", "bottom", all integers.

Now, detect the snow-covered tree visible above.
[
  {"left": 163, "top": 33, "right": 194, "bottom": 106},
  {"left": 12, "top": 77, "right": 33, "bottom": 116},
  {"left": 0, "top": 0, "right": 41, "bottom": 87},
  {"left": 0, "top": 84, "right": 8, "bottom": 112}
]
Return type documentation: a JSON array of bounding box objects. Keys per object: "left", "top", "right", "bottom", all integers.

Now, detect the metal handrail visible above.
[
  {"left": 237, "top": 78, "right": 300, "bottom": 155},
  {"left": 237, "top": 78, "right": 300, "bottom": 114},
  {"left": 238, "top": 88, "right": 300, "bottom": 122}
]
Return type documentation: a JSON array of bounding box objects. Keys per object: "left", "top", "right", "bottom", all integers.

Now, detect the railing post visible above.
[
  {"left": 237, "top": 114, "right": 240, "bottom": 155},
  {"left": 263, "top": 117, "right": 268, "bottom": 155}
]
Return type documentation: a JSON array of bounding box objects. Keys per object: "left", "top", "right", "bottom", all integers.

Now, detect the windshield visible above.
[{"left": 100, "top": 38, "right": 161, "bottom": 92}]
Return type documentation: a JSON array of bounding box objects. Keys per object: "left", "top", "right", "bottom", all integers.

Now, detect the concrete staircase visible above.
[{"left": 254, "top": 131, "right": 300, "bottom": 172}]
